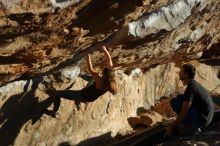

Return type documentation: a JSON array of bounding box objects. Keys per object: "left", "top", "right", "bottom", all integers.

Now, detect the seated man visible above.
[{"left": 164, "top": 63, "right": 214, "bottom": 138}]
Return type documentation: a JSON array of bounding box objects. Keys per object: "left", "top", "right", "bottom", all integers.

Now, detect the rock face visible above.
[
  {"left": 1, "top": 63, "right": 220, "bottom": 146},
  {"left": 0, "top": 0, "right": 219, "bottom": 86},
  {"left": 0, "top": 0, "right": 220, "bottom": 145}
]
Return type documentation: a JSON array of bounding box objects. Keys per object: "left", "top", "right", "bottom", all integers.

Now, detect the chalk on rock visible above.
[
  {"left": 61, "top": 66, "right": 80, "bottom": 82},
  {"left": 130, "top": 68, "right": 142, "bottom": 79}
]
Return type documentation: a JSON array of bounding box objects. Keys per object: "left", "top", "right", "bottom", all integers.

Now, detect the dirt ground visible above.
[{"left": 158, "top": 121, "right": 220, "bottom": 146}]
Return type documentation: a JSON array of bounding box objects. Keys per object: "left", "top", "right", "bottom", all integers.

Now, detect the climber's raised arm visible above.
[
  {"left": 86, "top": 54, "right": 94, "bottom": 72},
  {"left": 86, "top": 54, "right": 100, "bottom": 81},
  {"left": 101, "top": 46, "right": 113, "bottom": 68}
]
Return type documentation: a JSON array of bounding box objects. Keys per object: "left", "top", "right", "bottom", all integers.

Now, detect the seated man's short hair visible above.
[{"left": 182, "top": 64, "right": 196, "bottom": 79}]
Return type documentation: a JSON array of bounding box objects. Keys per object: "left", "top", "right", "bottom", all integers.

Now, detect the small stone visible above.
[
  {"left": 127, "top": 117, "right": 141, "bottom": 127},
  {"left": 64, "top": 28, "right": 69, "bottom": 34},
  {"left": 140, "top": 111, "right": 163, "bottom": 127},
  {"left": 141, "top": 0, "right": 151, "bottom": 6}
]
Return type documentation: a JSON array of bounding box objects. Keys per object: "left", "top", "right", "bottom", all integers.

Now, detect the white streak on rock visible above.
[
  {"left": 0, "top": 80, "right": 31, "bottom": 98},
  {"left": 190, "top": 27, "right": 205, "bottom": 41},
  {"left": 50, "top": 0, "right": 80, "bottom": 8},
  {"left": 0, "top": 0, "right": 21, "bottom": 9},
  {"left": 128, "top": 0, "right": 202, "bottom": 38}
]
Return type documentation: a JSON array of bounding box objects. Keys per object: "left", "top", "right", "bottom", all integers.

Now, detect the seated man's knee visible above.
[
  {"left": 169, "top": 94, "right": 184, "bottom": 114},
  {"left": 176, "top": 94, "right": 184, "bottom": 99},
  {"left": 170, "top": 98, "right": 176, "bottom": 108}
]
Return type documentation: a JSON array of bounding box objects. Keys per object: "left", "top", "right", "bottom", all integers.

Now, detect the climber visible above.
[
  {"left": 45, "top": 46, "right": 118, "bottom": 118},
  {"left": 164, "top": 63, "right": 214, "bottom": 138}
]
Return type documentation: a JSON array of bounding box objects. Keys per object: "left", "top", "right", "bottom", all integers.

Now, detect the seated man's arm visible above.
[
  {"left": 164, "top": 86, "right": 194, "bottom": 138},
  {"left": 171, "top": 101, "right": 191, "bottom": 128},
  {"left": 164, "top": 101, "right": 191, "bottom": 138}
]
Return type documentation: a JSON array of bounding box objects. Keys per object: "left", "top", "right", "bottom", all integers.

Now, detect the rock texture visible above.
[
  {"left": 0, "top": 0, "right": 219, "bottom": 86},
  {"left": 1, "top": 62, "right": 220, "bottom": 146},
  {"left": 0, "top": 0, "right": 220, "bottom": 145}
]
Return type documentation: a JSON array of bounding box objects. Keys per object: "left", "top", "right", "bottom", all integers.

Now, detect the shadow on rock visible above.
[
  {"left": 58, "top": 132, "right": 112, "bottom": 146},
  {"left": 58, "top": 141, "right": 72, "bottom": 146},
  {"left": 77, "top": 132, "right": 112, "bottom": 146},
  {"left": 0, "top": 77, "right": 53, "bottom": 146}
]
